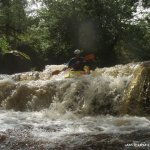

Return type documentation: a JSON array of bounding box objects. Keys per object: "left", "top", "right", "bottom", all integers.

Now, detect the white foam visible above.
[
  {"left": 0, "top": 109, "right": 149, "bottom": 142},
  {"left": 0, "top": 78, "right": 15, "bottom": 87}
]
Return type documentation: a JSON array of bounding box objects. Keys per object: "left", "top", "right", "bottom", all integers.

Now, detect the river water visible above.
[{"left": 0, "top": 63, "right": 150, "bottom": 150}]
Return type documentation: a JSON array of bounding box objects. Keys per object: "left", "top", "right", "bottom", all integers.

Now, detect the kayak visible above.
[
  {"left": 64, "top": 66, "right": 90, "bottom": 78},
  {"left": 64, "top": 70, "right": 86, "bottom": 78}
]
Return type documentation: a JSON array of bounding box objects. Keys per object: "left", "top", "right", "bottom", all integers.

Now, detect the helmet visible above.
[{"left": 74, "top": 49, "right": 81, "bottom": 55}]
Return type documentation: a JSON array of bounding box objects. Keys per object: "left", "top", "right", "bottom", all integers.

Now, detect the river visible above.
[{"left": 0, "top": 62, "right": 149, "bottom": 150}]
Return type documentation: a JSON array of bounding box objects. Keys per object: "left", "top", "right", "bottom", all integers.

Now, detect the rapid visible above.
[{"left": 0, "top": 62, "right": 150, "bottom": 150}]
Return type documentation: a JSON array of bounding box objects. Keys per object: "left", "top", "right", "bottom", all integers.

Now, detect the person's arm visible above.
[{"left": 67, "top": 58, "right": 75, "bottom": 68}]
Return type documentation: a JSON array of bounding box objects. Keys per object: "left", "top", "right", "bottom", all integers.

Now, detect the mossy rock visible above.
[{"left": 2, "top": 50, "right": 32, "bottom": 74}]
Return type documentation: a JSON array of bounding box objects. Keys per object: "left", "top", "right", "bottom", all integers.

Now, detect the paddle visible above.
[{"left": 51, "top": 67, "right": 68, "bottom": 75}]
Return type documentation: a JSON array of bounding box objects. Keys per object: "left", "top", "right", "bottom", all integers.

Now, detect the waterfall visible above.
[
  {"left": 0, "top": 62, "right": 149, "bottom": 116},
  {"left": 0, "top": 62, "right": 150, "bottom": 149}
]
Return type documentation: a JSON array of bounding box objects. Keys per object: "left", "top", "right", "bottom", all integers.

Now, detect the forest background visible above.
[{"left": 0, "top": 0, "right": 149, "bottom": 73}]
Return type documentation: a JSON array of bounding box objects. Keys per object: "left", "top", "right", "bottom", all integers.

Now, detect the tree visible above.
[
  {"left": 1, "top": 0, "right": 148, "bottom": 71},
  {"left": 37, "top": 0, "right": 140, "bottom": 66},
  {"left": 0, "top": 0, "right": 28, "bottom": 48},
  {"left": 142, "top": 0, "right": 150, "bottom": 8},
  {"left": 114, "top": 12, "right": 150, "bottom": 63}
]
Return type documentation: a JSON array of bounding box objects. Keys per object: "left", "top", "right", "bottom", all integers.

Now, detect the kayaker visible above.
[
  {"left": 84, "top": 53, "right": 96, "bottom": 70},
  {"left": 67, "top": 49, "right": 85, "bottom": 71},
  {"left": 52, "top": 49, "right": 85, "bottom": 75},
  {"left": 52, "top": 49, "right": 93, "bottom": 75},
  {"left": 52, "top": 49, "right": 92, "bottom": 75}
]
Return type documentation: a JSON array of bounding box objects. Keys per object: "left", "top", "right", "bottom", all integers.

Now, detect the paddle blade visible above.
[{"left": 52, "top": 70, "right": 61, "bottom": 75}]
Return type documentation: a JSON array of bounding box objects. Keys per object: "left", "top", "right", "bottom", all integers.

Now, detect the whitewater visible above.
[{"left": 0, "top": 62, "right": 149, "bottom": 149}]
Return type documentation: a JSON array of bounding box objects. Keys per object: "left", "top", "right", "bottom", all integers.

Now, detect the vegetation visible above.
[{"left": 0, "top": 0, "right": 149, "bottom": 72}]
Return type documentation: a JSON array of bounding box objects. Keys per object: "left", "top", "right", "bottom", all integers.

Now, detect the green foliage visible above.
[
  {"left": 10, "top": 0, "right": 28, "bottom": 33},
  {"left": 115, "top": 16, "right": 150, "bottom": 63},
  {"left": 0, "top": 0, "right": 149, "bottom": 71},
  {"left": 36, "top": 0, "right": 140, "bottom": 65},
  {"left": 0, "top": 36, "right": 10, "bottom": 54},
  {"left": 0, "top": 0, "right": 28, "bottom": 44},
  {"left": 12, "top": 50, "right": 31, "bottom": 61},
  {"left": 19, "top": 24, "right": 49, "bottom": 53},
  {"left": 142, "top": 0, "right": 150, "bottom": 8}
]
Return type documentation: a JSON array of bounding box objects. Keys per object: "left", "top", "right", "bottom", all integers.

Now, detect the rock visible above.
[
  {"left": 0, "top": 133, "right": 7, "bottom": 142},
  {"left": 2, "top": 50, "right": 32, "bottom": 74},
  {"left": 122, "top": 61, "right": 150, "bottom": 116}
]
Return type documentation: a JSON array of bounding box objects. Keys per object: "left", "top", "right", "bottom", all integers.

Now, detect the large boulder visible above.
[{"left": 2, "top": 50, "right": 32, "bottom": 74}]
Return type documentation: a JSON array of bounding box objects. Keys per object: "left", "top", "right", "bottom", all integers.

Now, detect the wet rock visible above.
[
  {"left": 0, "top": 133, "right": 7, "bottom": 142},
  {"left": 122, "top": 61, "right": 150, "bottom": 116}
]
